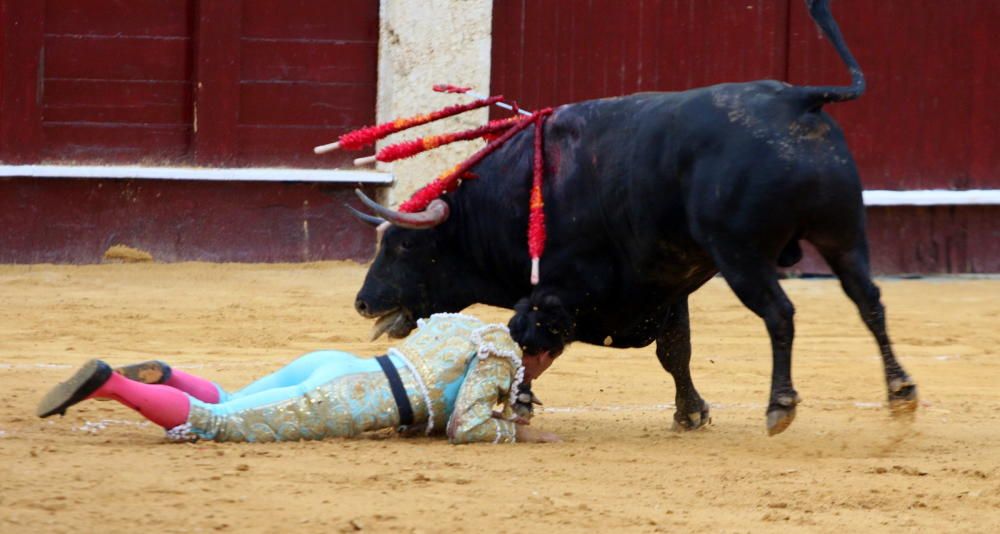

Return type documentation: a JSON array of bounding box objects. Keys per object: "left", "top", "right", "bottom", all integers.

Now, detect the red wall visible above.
[
  {"left": 0, "top": 0, "right": 382, "bottom": 264},
  {"left": 2, "top": 1, "right": 996, "bottom": 270},
  {"left": 0, "top": 0, "right": 378, "bottom": 169},
  {"left": 492, "top": 0, "right": 789, "bottom": 107},
  {"left": 795, "top": 207, "right": 1000, "bottom": 274},
  {"left": 491, "top": 0, "right": 1000, "bottom": 273},
  {"left": 0, "top": 179, "right": 381, "bottom": 263},
  {"left": 786, "top": 0, "right": 998, "bottom": 189}
]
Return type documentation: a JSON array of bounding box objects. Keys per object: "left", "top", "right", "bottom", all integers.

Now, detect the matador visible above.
[{"left": 37, "top": 314, "right": 559, "bottom": 444}]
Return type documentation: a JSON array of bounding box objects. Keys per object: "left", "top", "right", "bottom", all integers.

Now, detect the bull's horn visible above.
[
  {"left": 353, "top": 189, "right": 450, "bottom": 229},
  {"left": 344, "top": 203, "right": 386, "bottom": 227}
]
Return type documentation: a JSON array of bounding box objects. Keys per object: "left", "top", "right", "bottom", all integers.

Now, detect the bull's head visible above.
[{"left": 349, "top": 189, "right": 468, "bottom": 340}]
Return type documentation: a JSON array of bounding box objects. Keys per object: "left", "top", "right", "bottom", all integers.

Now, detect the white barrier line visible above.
[
  {"left": 863, "top": 189, "right": 1000, "bottom": 206},
  {"left": 1, "top": 165, "right": 994, "bottom": 204},
  {"left": 0, "top": 164, "right": 393, "bottom": 184}
]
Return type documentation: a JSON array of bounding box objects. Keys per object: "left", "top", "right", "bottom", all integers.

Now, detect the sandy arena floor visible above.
[{"left": 0, "top": 262, "right": 998, "bottom": 533}]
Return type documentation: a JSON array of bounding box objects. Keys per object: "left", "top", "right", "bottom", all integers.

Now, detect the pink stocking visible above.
[
  {"left": 90, "top": 373, "right": 190, "bottom": 429},
  {"left": 163, "top": 369, "right": 221, "bottom": 404}
]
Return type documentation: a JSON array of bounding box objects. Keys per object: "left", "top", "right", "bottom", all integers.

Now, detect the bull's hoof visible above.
[
  {"left": 765, "top": 394, "right": 801, "bottom": 436},
  {"left": 766, "top": 407, "right": 796, "bottom": 436},
  {"left": 888, "top": 380, "right": 918, "bottom": 416},
  {"left": 671, "top": 403, "right": 711, "bottom": 432}
]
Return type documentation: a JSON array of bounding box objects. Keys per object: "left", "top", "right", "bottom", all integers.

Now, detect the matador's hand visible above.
[{"left": 512, "top": 382, "right": 542, "bottom": 421}]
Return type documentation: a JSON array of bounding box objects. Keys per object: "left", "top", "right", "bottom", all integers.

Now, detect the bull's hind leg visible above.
[
  {"left": 656, "top": 298, "right": 710, "bottom": 430},
  {"left": 709, "top": 245, "right": 800, "bottom": 435},
  {"left": 817, "top": 243, "right": 918, "bottom": 414}
]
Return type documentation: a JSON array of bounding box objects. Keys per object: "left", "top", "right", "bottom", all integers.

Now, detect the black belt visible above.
[{"left": 375, "top": 355, "right": 414, "bottom": 428}]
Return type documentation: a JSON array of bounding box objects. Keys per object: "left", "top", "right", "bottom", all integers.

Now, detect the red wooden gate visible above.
[
  {"left": 0, "top": 0, "right": 381, "bottom": 263},
  {"left": 0, "top": 0, "right": 378, "bottom": 169}
]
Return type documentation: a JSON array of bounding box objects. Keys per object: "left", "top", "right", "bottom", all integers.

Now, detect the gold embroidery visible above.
[
  {"left": 189, "top": 368, "right": 429, "bottom": 443},
  {"left": 393, "top": 315, "right": 482, "bottom": 430},
  {"left": 447, "top": 355, "right": 517, "bottom": 444}
]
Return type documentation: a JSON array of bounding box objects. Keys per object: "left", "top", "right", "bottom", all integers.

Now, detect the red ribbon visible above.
[
  {"left": 399, "top": 109, "right": 551, "bottom": 213},
  {"left": 336, "top": 96, "right": 504, "bottom": 151},
  {"left": 375, "top": 117, "right": 521, "bottom": 163},
  {"left": 528, "top": 112, "right": 549, "bottom": 284},
  {"left": 361, "top": 85, "right": 554, "bottom": 285}
]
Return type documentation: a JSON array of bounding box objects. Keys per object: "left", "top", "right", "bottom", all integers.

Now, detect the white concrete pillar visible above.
[{"left": 376, "top": 0, "right": 494, "bottom": 206}]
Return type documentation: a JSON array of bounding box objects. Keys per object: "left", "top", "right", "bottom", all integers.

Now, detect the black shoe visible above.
[
  {"left": 115, "top": 360, "right": 172, "bottom": 384},
  {"left": 36, "top": 359, "right": 113, "bottom": 418}
]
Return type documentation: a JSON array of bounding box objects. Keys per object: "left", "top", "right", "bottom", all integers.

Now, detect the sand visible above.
[{"left": 0, "top": 262, "right": 998, "bottom": 533}]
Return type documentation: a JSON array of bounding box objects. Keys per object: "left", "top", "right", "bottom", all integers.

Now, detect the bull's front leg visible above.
[{"left": 656, "top": 298, "right": 711, "bottom": 431}]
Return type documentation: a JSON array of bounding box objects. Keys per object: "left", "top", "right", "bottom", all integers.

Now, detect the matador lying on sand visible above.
[{"left": 37, "top": 314, "right": 559, "bottom": 444}]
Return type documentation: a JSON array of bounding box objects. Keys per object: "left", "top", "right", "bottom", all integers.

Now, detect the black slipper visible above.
[
  {"left": 36, "top": 359, "right": 113, "bottom": 418},
  {"left": 115, "top": 360, "right": 172, "bottom": 384}
]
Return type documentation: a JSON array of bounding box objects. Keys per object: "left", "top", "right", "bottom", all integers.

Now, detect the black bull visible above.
[{"left": 352, "top": 0, "right": 917, "bottom": 435}]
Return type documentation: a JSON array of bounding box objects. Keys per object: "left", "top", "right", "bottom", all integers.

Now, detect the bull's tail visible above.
[{"left": 799, "top": 0, "right": 866, "bottom": 108}]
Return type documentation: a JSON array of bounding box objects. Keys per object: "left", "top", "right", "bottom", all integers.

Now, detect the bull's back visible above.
[{"left": 675, "top": 82, "right": 864, "bottom": 243}]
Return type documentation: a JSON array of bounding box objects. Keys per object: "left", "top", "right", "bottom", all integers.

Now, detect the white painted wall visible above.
[{"left": 376, "top": 0, "right": 494, "bottom": 206}]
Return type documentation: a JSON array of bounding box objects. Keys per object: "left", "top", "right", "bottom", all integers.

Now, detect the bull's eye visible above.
[{"left": 399, "top": 239, "right": 414, "bottom": 252}]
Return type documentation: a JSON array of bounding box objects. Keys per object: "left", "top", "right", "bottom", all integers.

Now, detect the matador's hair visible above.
[{"left": 508, "top": 292, "right": 575, "bottom": 358}]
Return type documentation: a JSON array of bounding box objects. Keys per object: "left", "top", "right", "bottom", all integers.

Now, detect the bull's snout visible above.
[{"left": 354, "top": 298, "right": 372, "bottom": 317}]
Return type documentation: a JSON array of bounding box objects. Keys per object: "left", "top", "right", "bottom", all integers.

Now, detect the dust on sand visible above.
[{"left": 0, "top": 263, "right": 998, "bottom": 533}]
